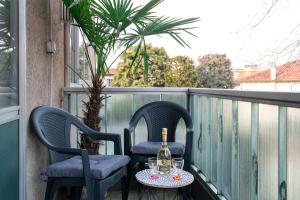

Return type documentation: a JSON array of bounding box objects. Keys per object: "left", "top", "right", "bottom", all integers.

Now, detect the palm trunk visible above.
[{"left": 81, "top": 78, "right": 105, "bottom": 155}]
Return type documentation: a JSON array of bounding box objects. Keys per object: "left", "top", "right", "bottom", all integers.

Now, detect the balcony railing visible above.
[{"left": 63, "top": 87, "right": 300, "bottom": 200}]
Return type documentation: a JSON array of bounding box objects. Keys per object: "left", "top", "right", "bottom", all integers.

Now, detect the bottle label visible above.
[{"left": 157, "top": 159, "right": 171, "bottom": 174}]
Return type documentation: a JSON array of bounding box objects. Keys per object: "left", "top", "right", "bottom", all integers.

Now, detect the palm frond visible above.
[
  {"left": 91, "top": 0, "right": 135, "bottom": 30},
  {"left": 64, "top": 0, "right": 199, "bottom": 82},
  {"left": 140, "top": 16, "right": 199, "bottom": 38}
]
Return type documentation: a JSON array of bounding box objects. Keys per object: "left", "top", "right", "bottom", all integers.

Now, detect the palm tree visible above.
[{"left": 63, "top": 0, "right": 199, "bottom": 154}]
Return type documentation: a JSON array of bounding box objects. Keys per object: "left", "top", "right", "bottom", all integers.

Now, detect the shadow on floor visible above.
[{"left": 106, "top": 189, "right": 187, "bottom": 200}]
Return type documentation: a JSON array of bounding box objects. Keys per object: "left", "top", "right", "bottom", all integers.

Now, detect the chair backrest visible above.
[
  {"left": 30, "top": 106, "right": 77, "bottom": 164},
  {"left": 129, "top": 101, "right": 193, "bottom": 142}
]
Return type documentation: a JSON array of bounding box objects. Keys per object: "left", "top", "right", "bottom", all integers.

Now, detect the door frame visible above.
[{"left": 19, "top": 0, "right": 27, "bottom": 198}]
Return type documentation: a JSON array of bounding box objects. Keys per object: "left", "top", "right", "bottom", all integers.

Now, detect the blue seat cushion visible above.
[
  {"left": 45, "top": 155, "right": 130, "bottom": 179},
  {"left": 131, "top": 142, "right": 185, "bottom": 155}
]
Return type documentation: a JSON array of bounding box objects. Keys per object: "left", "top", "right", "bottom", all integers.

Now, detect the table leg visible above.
[
  {"left": 139, "top": 185, "right": 160, "bottom": 200},
  {"left": 170, "top": 189, "right": 183, "bottom": 200},
  {"left": 138, "top": 186, "right": 189, "bottom": 200}
]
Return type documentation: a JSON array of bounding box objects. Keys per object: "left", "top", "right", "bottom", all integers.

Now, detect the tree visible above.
[
  {"left": 113, "top": 47, "right": 199, "bottom": 87},
  {"left": 196, "top": 54, "right": 234, "bottom": 88},
  {"left": 113, "top": 44, "right": 170, "bottom": 87},
  {"left": 63, "top": 0, "right": 199, "bottom": 154},
  {"left": 165, "top": 56, "right": 198, "bottom": 87}
]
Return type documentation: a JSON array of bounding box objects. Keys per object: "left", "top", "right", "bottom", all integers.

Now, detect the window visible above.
[{"left": 0, "top": 0, "right": 19, "bottom": 109}]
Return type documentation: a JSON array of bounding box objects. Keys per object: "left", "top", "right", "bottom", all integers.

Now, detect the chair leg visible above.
[
  {"left": 121, "top": 176, "right": 129, "bottom": 200},
  {"left": 137, "top": 162, "right": 145, "bottom": 193},
  {"left": 94, "top": 181, "right": 106, "bottom": 200},
  {"left": 70, "top": 187, "right": 83, "bottom": 200},
  {"left": 45, "top": 180, "right": 56, "bottom": 200},
  {"left": 126, "top": 161, "right": 135, "bottom": 192},
  {"left": 86, "top": 180, "right": 95, "bottom": 200}
]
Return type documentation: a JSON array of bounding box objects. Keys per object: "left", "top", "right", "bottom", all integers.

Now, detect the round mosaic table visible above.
[{"left": 135, "top": 169, "right": 194, "bottom": 200}]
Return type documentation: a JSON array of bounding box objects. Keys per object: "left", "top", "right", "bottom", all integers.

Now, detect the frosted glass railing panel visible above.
[
  {"left": 210, "top": 98, "right": 218, "bottom": 186},
  {"left": 287, "top": 107, "right": 300, "bottom": 200},
  {"left": 70, "top": 125, "right": 78, "bottom": 148},
  {"left": 134, "top": 117, "right": 148, "bottom": 145},
  {"left": 258, "top": 104, "right": 278, "bottom": 200},
  {"left": 191, "top": 95, "right": 201, "bottom": 169},
  {"left": 68, "top": 93, "right": 78, "bottom": 116},
  {"left": 201, "top": 96, "right": 208, "bottom": 176},
  {"left": 132, "top": 94, "right": 160, "bottom": 145},
  {"left": 106, "top": 94, "right": 132, "bottom": 154},
  {"left": 162, "top": 94, "right": 187, "bottom": 108},
  {"left": 222, "top": 99, "right": 232, "bottom": 200},
  {"left": 238, "top": 101, "right": 251, "bottom": 200},
  {"left": 163, "top": 94, "right": 187, "bottom": 144},
  {"left": 133, "top": 94, "right": 160, "bottom": 112},
  {"left": 175, "top": 119, "right": 186, "bottom": 145}
]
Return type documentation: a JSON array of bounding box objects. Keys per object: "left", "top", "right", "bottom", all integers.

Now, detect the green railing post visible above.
[
  {"left": 206, "top": 97, "right": 212, "bottom": 181},
  {"left": 76, "top": 93, "right": 79, "bottom": 148},
  {"left": 132, "top": 93, "right": 136, "bottom": 145},
  {"left": 104, "top": 94, "right": 108, "bottom": 155},
  {"left": 217, "top": 99, "right": 223, "bottom": 194},
  {"left": 231, "top": 100, "right": 238, "bottom": 200},
  {"left": 187, "top": 92, "right": 191, "bottom": 114},
  {"left": 190, "top": 95, "right": 195, "bottom": 164},
  {"left": 251, "top": 103, "right": 259, "bottom": 200},
  {"left": 198, "top": 96, "right": 207, "bottom": 175},
  {"left": 278, "top": 107, "right": 287, "bottom": 200},
  {"left": 199, "top": 96, "right": 204, "bottom": 171}
]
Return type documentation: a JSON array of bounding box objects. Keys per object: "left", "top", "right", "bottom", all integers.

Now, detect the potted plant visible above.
[{"left": 63, "top": 0, "right": 199, "bottom": 154}]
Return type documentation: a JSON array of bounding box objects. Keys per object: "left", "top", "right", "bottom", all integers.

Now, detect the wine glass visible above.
[
  {"left": 148, "top": 157, "right": 158, "bottom": 176},
  {"left": 172, "top": 158, "right": 184, "bottom": 177}
]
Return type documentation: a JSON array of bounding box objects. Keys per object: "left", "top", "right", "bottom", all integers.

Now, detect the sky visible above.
[{"left": 132, "top": 0, "right": 300, "bottom": 69}]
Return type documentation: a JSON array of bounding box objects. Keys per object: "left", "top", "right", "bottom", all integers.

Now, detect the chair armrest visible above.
[
  {"left": 124, "top": 128, "right": 133, "bottom": 156},
  {"left": 72, "top": 119, "right": 123, "bottom": 155},
  {"left": 84, "top": 130, "right": 122, "bottom": 155},
  {"left": 184, "top": 130, "right": 193, "bottom": 171},
  {"left": 51, "top": 146, "right": 83, "bottom": 155}
]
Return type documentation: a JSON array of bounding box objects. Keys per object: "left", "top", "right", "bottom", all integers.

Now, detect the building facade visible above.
[{"left": 235, "top": 60, "right": 300, "bottom": 91}]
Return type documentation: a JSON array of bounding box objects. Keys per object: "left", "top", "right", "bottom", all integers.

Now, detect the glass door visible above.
[{"left": 0, "top": 0, "right": 20, "bottom": 199}]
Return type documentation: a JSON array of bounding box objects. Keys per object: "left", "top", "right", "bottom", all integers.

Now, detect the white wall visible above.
[{"left": 235, "top": 82, "right": 300, "bottom": 92}]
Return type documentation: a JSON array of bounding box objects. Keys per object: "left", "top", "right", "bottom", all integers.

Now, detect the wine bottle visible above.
[{"left": 157, "top": 128, "right": 172, "bottom": 175}]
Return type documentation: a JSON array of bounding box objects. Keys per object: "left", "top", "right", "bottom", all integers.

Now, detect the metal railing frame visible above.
[{"left": 63, "top": 87, "right": 297, "bottom": 200}]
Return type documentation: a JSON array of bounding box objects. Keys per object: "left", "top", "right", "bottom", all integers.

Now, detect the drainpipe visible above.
[
  {"left": 62, "top": 23, "right": 70, "bottom": 108},
  {"left": 64, "top": 24, "right": 70, "bottom": 87},
  {"left": 46, "top": 0, "right": 56, "bottom": 106}
]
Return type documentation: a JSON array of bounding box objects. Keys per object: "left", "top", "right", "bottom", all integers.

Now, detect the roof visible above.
[
  {"left": 239, "top": 60, "right": 300, "bottom": 82},
  {"left": 233, "top": 70, "right": 263, "bottom": 82}
]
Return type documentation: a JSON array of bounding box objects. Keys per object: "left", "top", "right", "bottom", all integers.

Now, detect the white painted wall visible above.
[{"left": 235, "top": 82, "right": 300, "bottom": 92}]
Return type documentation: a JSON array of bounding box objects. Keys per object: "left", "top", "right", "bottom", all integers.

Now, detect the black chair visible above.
[
  {"left": 30, "top": 106, "right": 130, "bottom": 200},
  {"left": 124, "top": 101, "right": 193, "bottom": 187}
]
